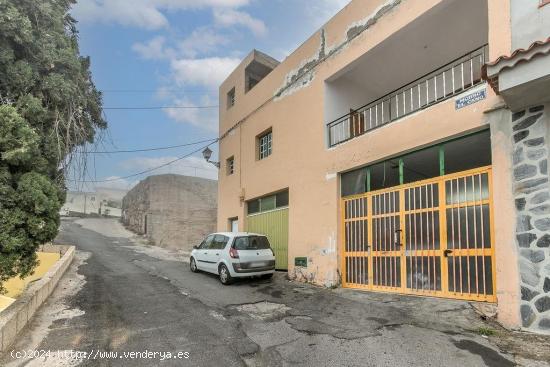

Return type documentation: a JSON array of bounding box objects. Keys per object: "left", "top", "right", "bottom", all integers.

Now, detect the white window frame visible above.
[
  {"left": 258, "top": 131, "right": 272, "bottom": 160},
  {"left": 227, "top": 87, "right": 235, "bottom": 109},
  {"left": 226, "top": 156, "right": 235, "bottom": 175}
]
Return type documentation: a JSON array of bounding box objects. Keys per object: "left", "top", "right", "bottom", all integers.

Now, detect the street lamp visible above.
[{"left": 202, "top": 147, "right": 220, "bottom": 168}]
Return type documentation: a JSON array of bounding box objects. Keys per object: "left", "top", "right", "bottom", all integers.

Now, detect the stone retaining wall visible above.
[
  {"left": 122, "top": 175, "right": 217, "bottom": 251},
  {"left": 510, "top": 104, "right": 550, "bottom": 333},
  {"left": 0, "top": 245, "right": 75, "bottom": 352}
]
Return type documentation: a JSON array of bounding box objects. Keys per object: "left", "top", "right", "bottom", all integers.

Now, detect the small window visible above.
[
  {"left": 247, "top": 190, "right": 289, "bottom": 214},
  {"left": 248, "top": 200, "right": 260, "bottom": 215},
  {"left": 369, "top": 160, "right": 401, "bottom": 191},
  {"left": 226, "top": 156, "right": 235, "bottom": 175},
  {"left": 212, "top": 234, "right": 229, "bottom": 250},
  {"left": 341, "top": 168, "right": 368, "bottom": 197},
  {"left": 276, "top": 191, "right": 289, "bottom": 207},
  {"left": 258, "top": 130, "right": 272, "bottom": 160},
  {"left": 233, "top": 236, "right": 271, "bottom": 250},
  {"left": 444, "top": 131, "right": 491, "bottom": 175},
  {"left": 402, "top": 146, "right": 441, "bottom": 184},
  {"left": 260, "top": 195, "right": 276, "bottom": 212},
  {"left": 227, "top": 87, "right": 235, "bottom": 109},
  {"left": 233, "top": 237, "right": 249, "bottom": 250},
  {"left": 200, "top": 235, "right": 214, "bottom": 249}
]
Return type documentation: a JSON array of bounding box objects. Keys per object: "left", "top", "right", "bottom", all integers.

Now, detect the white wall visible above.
[
  {"left": 511, "top": 0, "right": 550, "bottom": 50},
  {"left": 61, "top": 192, "right": 101, "bottom": 215},
  {"left": 60, "top": 191, "right": 123, "bottom": 217},
  {"left": 324, "top": 77, "right": 375, "bottom": 124}
]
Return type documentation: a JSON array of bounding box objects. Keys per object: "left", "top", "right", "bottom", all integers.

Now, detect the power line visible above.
[
  {"left": 103, "top": 105, "right": 218, "bottom": 110},
  {"left": 67, "top": 140, "right": 218, "bottom": 184},
  {"left": 83, "top": 138, "right": 218, "bottom": 154}
]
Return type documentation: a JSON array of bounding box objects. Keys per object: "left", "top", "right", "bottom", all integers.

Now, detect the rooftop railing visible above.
[{"left": 328, "top": 45, "right": 488, "bottom": 148}]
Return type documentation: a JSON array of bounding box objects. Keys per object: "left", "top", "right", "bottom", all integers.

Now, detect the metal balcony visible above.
[{"left": 327, "top": 45, "right": 488, "bottom": 148}]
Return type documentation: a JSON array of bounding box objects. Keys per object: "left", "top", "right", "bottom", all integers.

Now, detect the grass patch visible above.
[{"left": 477, "top": 327, "right": 496, "bottom": 336}]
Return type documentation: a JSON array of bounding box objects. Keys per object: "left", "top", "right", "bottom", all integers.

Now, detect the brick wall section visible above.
[
  {"left": 511, "top": 104, "right": 550, "bottom": 333},
  {"left": 122, "top": 175, "right": 218, "bottom": 251}
]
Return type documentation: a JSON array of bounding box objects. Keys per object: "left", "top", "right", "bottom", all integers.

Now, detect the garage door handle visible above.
[{"left": 444, "top": 249, "right": 453, "bottom": 258}]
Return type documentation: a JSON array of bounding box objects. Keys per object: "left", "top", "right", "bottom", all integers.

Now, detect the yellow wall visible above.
[
  {"left": 0, "top": 295, "right": 15, "bottom": 311},
  {"left": 3, "top": 252, "right": 61, "bottom": 299}
]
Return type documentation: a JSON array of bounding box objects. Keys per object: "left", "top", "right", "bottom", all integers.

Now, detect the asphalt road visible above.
[{"left": 0, "top": 218, "right": 531, "bottom": 367}]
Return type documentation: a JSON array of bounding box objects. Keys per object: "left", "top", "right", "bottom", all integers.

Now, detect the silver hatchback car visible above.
[{"left": 190, "top": 232, "right": 276, "bottom": 285}]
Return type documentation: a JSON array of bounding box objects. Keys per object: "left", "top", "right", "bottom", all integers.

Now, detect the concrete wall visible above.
[
  {"left": 511, "top": 0, "right": 550, "bottom": 50},
  {"left": 488, "top": 106, "right": 522, "bottom": 330},
  {"left": 0, "top": 245, "right": 74, "bottom": 352},
  {"left": 122, "top": 175, "right": 217, "bottom": 251}
]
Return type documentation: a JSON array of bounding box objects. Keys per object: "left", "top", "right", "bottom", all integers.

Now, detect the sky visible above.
[{"left": 68, "top": 0, "right": 349, "bottom": 192}]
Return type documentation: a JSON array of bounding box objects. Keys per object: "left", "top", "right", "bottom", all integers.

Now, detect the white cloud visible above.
[
  {"left": 72, "top": 0, "right": 169, "bottom": 29},
  {"left": 155, "top": 0, "right": 250, "bottom": 8},
  {"left": 132, "top": 36, "right": 177, "bottom": 60},
  {"left": 309, "top": 0, "right": 350, "bottom": 23},
  {"left": 72, "top": 0, "right": 252, "bottom": 29},
  {"left": 132, "top": 41, "right": 238, "bottom": 133},
  {"left": 163, "top": 95, "right": 219, "bottom": 132},
  {"left": 170, "top": 57, "right": 240, "bottom": 89},
  {"left": 133, "top": 27, "right": 230, "bottom": 59},
  {"left": 119, "top": 155, "right": 218, "bottom": 180},
  {"left": 179, "top": 28, "right": 230, "bottom": 58},
  {"left": 213, "top": 8, "right": 267, "bottom": 37}
]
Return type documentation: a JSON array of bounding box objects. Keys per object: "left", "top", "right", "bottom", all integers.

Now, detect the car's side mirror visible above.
[{"left": 193, "top": 245, "right": 198, "bottom": 250}]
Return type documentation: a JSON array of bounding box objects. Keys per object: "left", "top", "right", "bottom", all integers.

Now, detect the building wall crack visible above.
[{"left": 274, "top": 0, "right": 403, "bottom": 100}]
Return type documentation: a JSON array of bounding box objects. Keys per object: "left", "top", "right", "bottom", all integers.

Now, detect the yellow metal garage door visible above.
[
  {"left": 341, "top": 166, "right": 496, "bottom": 302},
  {"left": 247, "top": 208, "right": 289, "bottom": 270}
]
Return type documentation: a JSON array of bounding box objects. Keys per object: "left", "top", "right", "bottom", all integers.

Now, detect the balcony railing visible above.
[{"left": 328, "top": 45, "right": 488, "bottom": 148}]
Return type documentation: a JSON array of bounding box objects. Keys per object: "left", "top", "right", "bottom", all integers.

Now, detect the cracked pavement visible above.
[{"left": 1, "top": 218, "right": 548, "bottom": 367}]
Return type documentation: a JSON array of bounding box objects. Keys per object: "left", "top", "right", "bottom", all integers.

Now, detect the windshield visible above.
[{"left": 233, "top": 236, "right": 271, "bottom": 250}]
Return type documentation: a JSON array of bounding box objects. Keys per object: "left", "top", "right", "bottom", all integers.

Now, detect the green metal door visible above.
[{"left": 247, "top": 208, "right": 288, "bottom": 270}]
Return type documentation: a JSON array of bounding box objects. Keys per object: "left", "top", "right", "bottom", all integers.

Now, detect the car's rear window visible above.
[{"left": 233, "top": 236, "right": 271, "bottom": 250}]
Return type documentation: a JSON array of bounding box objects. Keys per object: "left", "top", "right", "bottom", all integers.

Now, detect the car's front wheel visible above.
[
  {"left": 190, "top": 257, "right": 198, "bottom": 273},
  {"left": 219, "top": 264, "right": 232, "bottom": 285}
]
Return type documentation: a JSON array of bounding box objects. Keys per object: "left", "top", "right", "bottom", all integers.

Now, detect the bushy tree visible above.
[{"left": 0, "top": 0, "right": 105, "bottom": 292}]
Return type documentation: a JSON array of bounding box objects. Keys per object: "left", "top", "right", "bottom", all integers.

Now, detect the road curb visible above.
[{"left": 0, "top": 245, "right": 75, "bottom": 353}]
